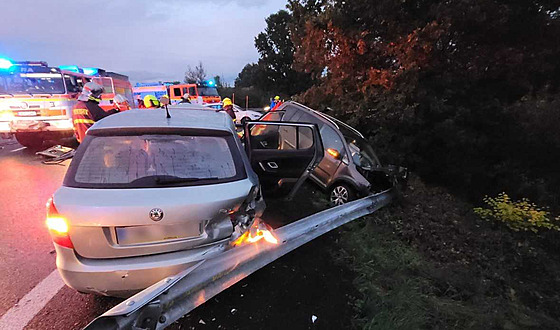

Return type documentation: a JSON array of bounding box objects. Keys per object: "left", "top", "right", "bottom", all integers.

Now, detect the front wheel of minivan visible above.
[{"left": 329, "top": 183, "right": 356, "bottom": 206}]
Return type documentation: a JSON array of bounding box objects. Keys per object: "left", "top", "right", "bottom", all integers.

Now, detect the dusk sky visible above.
[{"left": 0, "top": 0, "right": 287, "bottom": 84}]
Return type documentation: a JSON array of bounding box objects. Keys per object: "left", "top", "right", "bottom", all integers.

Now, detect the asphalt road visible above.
[{"left": 0, "top": 138, "right": 341, "bottom": 330}]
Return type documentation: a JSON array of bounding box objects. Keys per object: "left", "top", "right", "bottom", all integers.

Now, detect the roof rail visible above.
[{"left": 288, "top": 101, "right": 365, "bottom": 139}]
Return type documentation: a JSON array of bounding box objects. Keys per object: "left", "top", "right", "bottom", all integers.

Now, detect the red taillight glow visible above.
[{"left": 46, "top": 197, "right": 73, "bottom": 248}]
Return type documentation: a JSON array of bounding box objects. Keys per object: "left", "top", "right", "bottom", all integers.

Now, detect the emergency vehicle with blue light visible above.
[{"left": 0, "top": 58, "right": 132, "bottom": 148}]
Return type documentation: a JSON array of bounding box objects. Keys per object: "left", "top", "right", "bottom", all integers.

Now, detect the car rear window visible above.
[{"left": 65, "top": 134, "right": 246, "bottom": 188}]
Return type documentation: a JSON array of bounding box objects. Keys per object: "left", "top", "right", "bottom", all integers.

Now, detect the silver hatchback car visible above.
[{"left": 47, "top": 109, "right": 323, "bottom": 297}]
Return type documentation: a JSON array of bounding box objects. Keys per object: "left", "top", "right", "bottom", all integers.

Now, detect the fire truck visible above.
[
  {"left": 133, "top": 80, "right": 221, "bottom": 106},
  {"left": 0, "top": 59, "right": 132, "bottom": 148}
]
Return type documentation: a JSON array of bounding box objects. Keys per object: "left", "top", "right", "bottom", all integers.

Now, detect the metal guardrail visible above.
[{"left": 85, "top": 189, "right": 394, "bottom": 330}]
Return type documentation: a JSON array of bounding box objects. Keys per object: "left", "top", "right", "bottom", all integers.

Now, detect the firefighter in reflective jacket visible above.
[{"left": 72, "top": 82, "right": 119, "bottom": 143}]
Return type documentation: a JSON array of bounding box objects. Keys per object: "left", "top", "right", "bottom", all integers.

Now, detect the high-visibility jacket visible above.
[
  {"left": 72, "top": 100, "right": 118, "bottom": 143},
  {"left": 271, "top": 101, "right": 283, "bottom": 111}
]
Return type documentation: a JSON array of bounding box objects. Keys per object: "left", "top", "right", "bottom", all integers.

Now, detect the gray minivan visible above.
[{"left": 259, "top": 101, "right": 404, "bottom": 205}]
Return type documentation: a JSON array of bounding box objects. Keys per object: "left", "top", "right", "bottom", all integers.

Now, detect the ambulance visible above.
[{"left": 0, "top": 59, "right": 132, "bottom": 148}]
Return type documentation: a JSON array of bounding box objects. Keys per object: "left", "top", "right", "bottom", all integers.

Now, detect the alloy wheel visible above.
[{"left": 330, "top": 185, "right": 349, "bottom": 206}]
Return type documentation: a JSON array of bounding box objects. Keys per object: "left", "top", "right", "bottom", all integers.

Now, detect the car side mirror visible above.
[{"left": 327, "top": 148, "right": 341, "bottom": 160}]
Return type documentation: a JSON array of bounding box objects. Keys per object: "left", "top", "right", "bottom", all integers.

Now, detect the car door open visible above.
[{"left": 244, "top": 121, "right": 324, "bottom": 200}]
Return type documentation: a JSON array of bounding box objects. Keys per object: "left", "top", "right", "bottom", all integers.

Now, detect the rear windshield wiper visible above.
[{"left": 154, "top": 176, "right": 219, "bottom": 185}]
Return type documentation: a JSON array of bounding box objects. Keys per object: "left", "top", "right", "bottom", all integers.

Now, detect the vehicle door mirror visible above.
[
  {"left": 327, "top": 148, "right": 341, "bottom": 160},
  {"left": 244, "top": 121, "right": 324, "bottom": 200}
]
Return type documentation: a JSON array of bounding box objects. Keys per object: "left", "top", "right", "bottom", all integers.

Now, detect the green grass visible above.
[{"left": 334, "top": 216, "right": 491, "bottom": 330}]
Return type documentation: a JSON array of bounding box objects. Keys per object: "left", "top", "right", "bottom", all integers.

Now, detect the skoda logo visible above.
[{"left": 149, "top": 208, "right": 164, "bottom": 221}]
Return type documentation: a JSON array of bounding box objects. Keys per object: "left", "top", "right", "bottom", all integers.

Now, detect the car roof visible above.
[
  {"left": 283, "top": 101, "right": 365, "bottom": 138},
  {"left": 88, "top": 109, "right": 234, "bottom": 133},
  {"left": 168, "top": 103, "right": 213, "bottom": 110}
]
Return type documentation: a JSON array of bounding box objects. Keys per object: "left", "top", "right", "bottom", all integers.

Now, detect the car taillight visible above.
[{"left": 46, "top": 197, "right": 73, "bottom": 249}]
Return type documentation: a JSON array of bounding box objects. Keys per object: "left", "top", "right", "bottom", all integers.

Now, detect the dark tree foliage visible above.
[
  {"left": 236, "top": 10, "right": 312, "bottom": 96},
  {"left": 235, "top": 63, "right": 266, "bottom": 88},
  {"left": 289, "top": 0, "right": 560, "bottom": 207}
]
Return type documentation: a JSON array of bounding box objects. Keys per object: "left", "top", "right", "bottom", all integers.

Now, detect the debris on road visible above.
[
  {"left": 312, "top": 315, "right": 318, "bottom": 323},
  {"left": 36, "top": 145, "right": 74, "bottom": 164}
]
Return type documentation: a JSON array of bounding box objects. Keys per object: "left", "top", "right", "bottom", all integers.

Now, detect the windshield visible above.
[
  {"left": 198, "top": 87, "right": 219, "bottom": 96},
  {"left": 69, "top": 134, "right": 244, "bottom": 188},
  {"left": 0, "top": 72, "right": 65, "bottom": 95},
  {"left": 345, "top": 135, "right": 380, "bottom": 169}
]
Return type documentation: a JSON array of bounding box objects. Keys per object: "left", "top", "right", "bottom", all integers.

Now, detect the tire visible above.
[
  {"left": 329, "top": 183, "right": 356, "bottom": 206},
  {"left": 15, "top": 133, "right": 44, "bottom": 149}
]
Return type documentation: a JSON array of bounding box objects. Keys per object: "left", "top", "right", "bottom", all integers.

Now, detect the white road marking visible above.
[
  {"left": 0, "top": 269, "right": 64, "bottom": 330},
  {"left": 10, "top": 147, "right": 26, "bottom": 153}
]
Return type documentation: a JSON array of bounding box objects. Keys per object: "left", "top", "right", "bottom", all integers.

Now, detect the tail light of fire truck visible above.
[{"left": 46, "top": 197, "right": 73, "bottom": 249}]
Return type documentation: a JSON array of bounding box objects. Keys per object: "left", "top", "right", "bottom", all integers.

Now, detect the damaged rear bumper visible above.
[{"left": 54, "top": 240, "right": 229, "bottom": 298}]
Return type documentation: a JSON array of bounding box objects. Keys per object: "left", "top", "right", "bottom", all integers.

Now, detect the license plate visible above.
[
  {"left": 116, "top": 222, "right": 203, "bottom": 245},
  {"left": 16, "top": 111, "right": 38, "bottom": 117}
]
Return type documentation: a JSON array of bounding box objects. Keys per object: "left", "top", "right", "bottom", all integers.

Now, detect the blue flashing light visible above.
[
  {"left": 0, "top": 58, "right": 13, "bottom": 70},
  {"left": 59, "top": 65, "right": 82, "bottom": 73},
  {"left": 82, "top": 67, "right": 99, "bottom": 76},
  {"left": 206, "top": 79, "right": 215, "bottom": 86}
]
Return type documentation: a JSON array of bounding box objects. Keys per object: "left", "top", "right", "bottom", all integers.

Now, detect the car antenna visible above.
[
  {"left": 160, "top": 96, "right": 171, "bottom": 118},
  {"left": 165, "top": 104, "right": 171, "bottom": 118}
]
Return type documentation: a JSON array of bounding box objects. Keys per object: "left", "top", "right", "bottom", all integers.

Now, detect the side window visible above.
[
  {"left": 92, "top": 78, "right": 113, "bottom": 93},
  {"left": 182, "top": 87, "right": 188, "bottom": 95},
  {"left": 63, "top": 75, "right": 80, "bottom": 93},
  {"left": 320, "top": 125, "right": 346, "bottom": 158},
  {"left": 261, "top": 112, "right": 283, "bottom": 121},
  {"left": 124, "top": 88, "right": 134, "bottom": 103},
  {"left": 249, "top": 124, "right": 314, "bottom": 151},
  {"left": 188, "top": 87, "right": 196, "bottom": 96},
  {"left": 76, "top": 78, "right": 85, "bottom": 89},
  {"left": 173, "top": 87, "right": 181, "bottom": 97},
  {"left": 298, "top": 126, "right": 314, "bottom": 149}
]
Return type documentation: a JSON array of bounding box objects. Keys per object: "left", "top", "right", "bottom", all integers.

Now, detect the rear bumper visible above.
[{"left": 55, "top": 240, "right": 228, "bottom": 298}]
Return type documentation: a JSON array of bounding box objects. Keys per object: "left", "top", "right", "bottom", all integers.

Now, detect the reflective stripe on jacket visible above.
[{"left": 72, "top": 100, "right": 118, "bottom": 143}]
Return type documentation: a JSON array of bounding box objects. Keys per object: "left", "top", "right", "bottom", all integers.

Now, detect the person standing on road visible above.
[
  {"left": 270, "top": 95, "right": 282, "bottom": 111},
  {"left": 222, "top": 97, "right": 236, "bottom": 120},
  {"left": 72, "top": 82, "right": 119, "bottom": 143},
  {"left": 136, "top": 95, "right": 145, "bottom": 108},
  {"left": 179, "top": 93, "right": 191, "bottom": 104},
  {"left": 143, "top": 94, "right": 161, "bottom": 108}
]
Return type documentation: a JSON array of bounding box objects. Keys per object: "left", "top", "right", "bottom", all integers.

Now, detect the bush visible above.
[{"left": 474, "top": 193, "right": 560, "bottom": 233}]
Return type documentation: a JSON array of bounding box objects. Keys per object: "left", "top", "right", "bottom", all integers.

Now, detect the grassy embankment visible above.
[{"left": 335, "top": 176, "right": 560, "bottom": 329}]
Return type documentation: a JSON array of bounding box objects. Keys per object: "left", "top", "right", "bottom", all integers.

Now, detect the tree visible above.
[
  {"left": 289, "top": 0, "right": 560, "bottom": 207},
  {"left": 184, "top": 61, "right": 207, "bottom": 84},
  {"left": 251, "top": 10, "right": 312, "bottom": 95},
  {"left": 235, "top": 63, "right": 266, "bottom": 88}
]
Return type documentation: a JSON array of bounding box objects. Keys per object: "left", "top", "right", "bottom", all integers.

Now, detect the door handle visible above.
[{"left": 267, "top": 162, "right": 279, "bottom": 169}]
